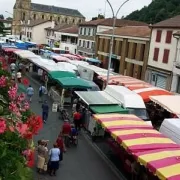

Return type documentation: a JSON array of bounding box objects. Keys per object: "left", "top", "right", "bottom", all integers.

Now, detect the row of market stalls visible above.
[{"left": 92, "top": 113, "right": 180, "bottom": 180}]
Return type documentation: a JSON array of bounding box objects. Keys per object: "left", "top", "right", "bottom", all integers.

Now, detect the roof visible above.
[
  {"left": 104, "top": 85, "right": 146, "bottom": 109},
  {"left": 58, "top": 25, "right": 78, "bottom": 34},
  {"left": 152, "top": 15, "right": 180, "bottom": 28},
  {"left": 75, "top": 91, "right": 120, "bottom": 105},
  {"left": 99, "top": 26, "right": 151, "bottom": 38},
  {"left": 90, "top": 105, "right": 128, "bottom": 114},
  {"left": 31, "top": 3, "right": 84, "bottom": 18},
  {"left": 45, "top": 24, "right": 72, "bottom": 31},
  {"left": 79, "top": 18, "right": 147, "bottom": 27},
  {"left": 0, "top": 19, "right": 12, "bottom": 23},
  {"left": 23, "top": 20, "right": 51, "bottom": 27}
]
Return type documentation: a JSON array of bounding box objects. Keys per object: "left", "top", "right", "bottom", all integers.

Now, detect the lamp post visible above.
[{"left": 106, "top": 0, "right": 130, "bottom": 86}]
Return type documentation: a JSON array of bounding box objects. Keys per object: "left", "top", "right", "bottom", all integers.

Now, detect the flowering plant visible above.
[{"left": 0, "top": 64, "right": 43, "bottom": 180}]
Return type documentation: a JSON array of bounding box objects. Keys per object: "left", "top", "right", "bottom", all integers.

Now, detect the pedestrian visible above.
[
  {"left": 26, "top": 85, "right": 34, "bottom": 102},
  {"left": 42, "top": 100, "right": 49, "bottom": 123},
  {"left": 56, "top": 133, "right": 66, "bottom": 161},
  {"left": 11, "top": 70, "right": 16, "bottom": 81},
  {"left": 73, "top": 110, "right": 81, "bottom": 131},
  {"left": 49, "top": 143, "right": 60, "bottom": 176},
  {"left": 10, "top": 62, "right": 16, "bottom": 72},
  {"left": 37, "top": 140, "right": 48, "bottom": 174},
  {"left": 18, "top": 62, "right": 23, "bottom": 72},
  {"left": 16, "top": 70, "right": 22, "bottom": 83},
  {"left": 61, "top": 120, "right": 71, "bottom": 147},
  {"left": 39, "top": 84, "right": 46, "bottom": 103}
]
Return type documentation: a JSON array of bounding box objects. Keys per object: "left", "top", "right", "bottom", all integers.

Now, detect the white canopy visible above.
[
  {"left": 14, "top": 50, "right": 38, "bottom": 59},
  {"left": 68, "top": 60, "right": 89, "bottom": 67},
  {"left": 150, "top": 95, "right": 180, "bottom": 115},
  {"left": 104, "top": 85, "right": 146, "bottom": 109}
]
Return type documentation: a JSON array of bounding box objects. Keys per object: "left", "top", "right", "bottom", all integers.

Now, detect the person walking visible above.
[
  {"left": 10, "top": 62, "right": 16, "bottom": 72},
  {"left": 16, "top": 70, "right": 22, "bottom": 83},
  {"left": 26, "top": 85, "right": 34, "bottom": 102},
  {"left": 56, "top": 133, "right": 66, "bottom": 161},
  {"left": 49, "top": 143, "right": 60, "bottom": 176},
  {"left": 73, "top": 110, "right": 81, "bottom": 131},
  {"left": 42, "top": 100, "right": 49, "bottom": 123},
  {"left": 39, "top": 84, "right": 46, "bottom": 103}
]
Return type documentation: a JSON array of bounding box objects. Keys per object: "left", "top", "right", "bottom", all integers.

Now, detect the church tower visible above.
[{"left": 12, "top": 0, "right": 31, "bottom": 35}]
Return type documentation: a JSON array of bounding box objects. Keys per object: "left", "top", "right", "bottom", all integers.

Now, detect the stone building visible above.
[{"left": 12, "top": 0, "right": 85, "bottom": 35}]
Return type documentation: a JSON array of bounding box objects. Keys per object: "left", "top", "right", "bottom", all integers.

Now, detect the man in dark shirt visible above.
[{"left": 42, "top": 100, "right": 49, "bottom": 123}]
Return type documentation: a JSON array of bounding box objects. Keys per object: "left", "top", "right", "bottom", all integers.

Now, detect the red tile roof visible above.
[
  {"left": 80, "top": 18, "right": 147, "bottom": 27},
  {"left": 58, "top": 25, "right": 78, "bottom": 34},
  {"left": 152, "top": 15, "right": 180, "bottom": 28},
  {"left": 99, "top": 26, "right": 151, "bottom": 38}
]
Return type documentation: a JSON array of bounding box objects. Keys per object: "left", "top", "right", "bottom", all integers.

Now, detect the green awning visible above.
[
  {"left": 90, "top": 105, "right": 129, "bottom": 114},
  {"left": 18, "top": 84, "right": 26, "bottom": 93},
  {"left": 55, "top": 77, "right": 93, "bottom": 89},
  {"left": 49, "top": 71, "right": 76, "bottom": 79}
]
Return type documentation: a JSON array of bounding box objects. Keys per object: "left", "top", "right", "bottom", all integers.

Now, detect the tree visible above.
[
  {"left": 91, "top": 14, "right": 105, "bottom": 21},
  {"left": 0, "top": 14, "right": 5, "bottom": 35}
]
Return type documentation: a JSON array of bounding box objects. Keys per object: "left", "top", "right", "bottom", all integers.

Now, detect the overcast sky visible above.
[{"left": 3, "top": 0, "right": 152, "bottom": 20}]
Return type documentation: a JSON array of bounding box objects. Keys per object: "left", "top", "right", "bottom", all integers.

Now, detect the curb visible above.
[{"left": 82, "top": 131, "right": 127, "bottom": 180}]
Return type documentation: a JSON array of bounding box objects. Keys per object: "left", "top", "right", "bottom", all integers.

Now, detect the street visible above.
[{"left": 28, "top": 78, "right": 121, "bottom": 180}]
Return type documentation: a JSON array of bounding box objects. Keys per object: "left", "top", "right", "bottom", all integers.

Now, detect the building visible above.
[
  {"left": 146, "top": 15, "right": 180, "bottom": 90},
  {"left": 96, "top": 26, "right": 151, "bottom": 80},
  {"left": 77, "top": 18, "right": 147, "bottom": 58},
  {"left": 12, "top": 0, "right": 85, "bottom": 35},
  {"left": 0, "top": 19, "right": 12, "bottom": 35},
  {"left": 45, "top": 24, "right": 72, "bottom": 47},
  {"left": 21, "top": 19, "right": 52, "bottom": 44},
  {"left": 56, "top": 26, "right": 78, "bottom": 54}
]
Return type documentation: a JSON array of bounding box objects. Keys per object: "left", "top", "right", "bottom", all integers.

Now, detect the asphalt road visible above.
[{"left": 28, "top": 77, "right": 121, "bottom": 180}]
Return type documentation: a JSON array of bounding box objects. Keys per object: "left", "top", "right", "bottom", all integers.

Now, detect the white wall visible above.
[
  {"left": 148, "top": 28, "right": 179, "bottom": 71},
  {"left": 32, "top": 21, "right": 52, "bottom": 44},
  {"left": 97, "top": 25, "right": 114, "bottom": 33},
  {"left": 60, "top": 42, "right": 77, "bottom": 54}
]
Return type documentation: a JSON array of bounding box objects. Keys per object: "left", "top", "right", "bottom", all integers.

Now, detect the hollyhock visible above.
[
  {"left": 8, "top": 85, "right": 18, "bottom": 100},
  {"left": 24, "top": 102, "right": 30, "bottom": 110},
  {"left": 26, "top": 150, "right": 35, "bottom": 168},
  {"left": 16, "top": 123, "right": 28, "bottom": 136},
  {"left": 0, "top": 75, "right": 7, "bottom": 87},
  {"left": 17, "top": 93, "right": 25, "bottom": 103},
  {"left": 9, "top": 102, "right": 18, "bottom": 113},
  {"left": 0, "top": 119, "right": 6, "bottom": 134}
]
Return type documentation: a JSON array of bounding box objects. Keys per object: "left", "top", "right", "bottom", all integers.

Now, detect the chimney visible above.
[{"left": 51, "top": 21, "right": 55, "bottom": 29}]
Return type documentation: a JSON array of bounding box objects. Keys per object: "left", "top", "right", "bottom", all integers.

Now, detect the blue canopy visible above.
[
  {"left": 15, "top": 42, "right": 28, "bottom": 50},
  {"left": 87, "top": 58, "right": 101, "bottom": 64}
]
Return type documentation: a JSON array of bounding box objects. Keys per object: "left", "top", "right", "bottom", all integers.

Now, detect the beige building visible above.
[
  {"left": 96, "top": 26, "right": 151, "bottom": 80},
  {"left": 12, "top": 0, "right": 85, "bottom": 35}
]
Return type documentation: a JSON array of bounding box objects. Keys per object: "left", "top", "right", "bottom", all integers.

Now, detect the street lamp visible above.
[{"left": 106, "top": 0, "right": 130, "bottom": 86}]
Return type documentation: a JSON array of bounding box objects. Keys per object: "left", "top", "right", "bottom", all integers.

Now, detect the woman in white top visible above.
[
  {"left": 16, "top": 71, "right": 22, "bottom": 83},
  {"left": 49, "top": 143, "right": 60, "bottom": 176}
]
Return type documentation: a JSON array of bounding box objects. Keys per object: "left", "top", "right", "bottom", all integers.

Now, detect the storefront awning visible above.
[
  {"left": 55, "top": 77, "right": 92, "bottom": 89},
  {"left": 90, "top": 105, "right": 128, "bottom": 114}
]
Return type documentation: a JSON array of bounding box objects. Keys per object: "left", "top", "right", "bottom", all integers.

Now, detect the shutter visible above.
[
  {"left": 156, "top": 30, "right": 162, "bottom": 42},
  {"left": 156, "top": 75, "right": 167, "bottom": 89},
  {"left": 153, "top": 48, "right": 159, "bottom": 61},
  {"left": 163, "top": 49, "right": 170, "bottom": 63},
  {"left": 166, "top": 31, "right": 173, "bottom": 44}
]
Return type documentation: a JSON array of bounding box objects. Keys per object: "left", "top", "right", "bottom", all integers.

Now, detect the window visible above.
[
  {"left": 80, "top": 27, "right": 82, "bottom": 35},
  {"left": 156, "top": 30, "right": 162, "bottom": 42},
  {"left": 73, "top": 19, "right": 75, "bottom": 23},
  {"left": 42, "top": 15, "right": 44, "bottom": 20},
  {"left": 83, "top": 40, "right": 85, "bottom": 47},
  {"left": 79, "top": 40, "right": 81, "bottom": 46},
  {"left": 166, "top": 31, "right": 173, "bottom": 44},
  {"left": 33, "top": 14, "right": 36, "bottom": 20},
  {"left": 153, "top": 48, "right": 159, "bottom": 61},
  {"left": 79, "top": 19, "right": 81, "bottom": 23},
  {"left": 91, "top": 42, "right": 95, "bottom": 50},
  {"left": 22, "top": 12, "right": 25, "bottom": 21},
  {"left": 84, "top": 28, "right": 86, "bottom": 35},
  {"left": 27, "top": 32, "right": 29, "bottom": 38},
  {"left": 65, "top": 18, "right": 67, "bottom": 23},
  {"left": 29, "top": 32, "right": 32, "bottom": 38},
  {"left": 50, "top": 16, "right": 53, "bottom": 21},
  {"left": 176, "top": 77, "right": 180, "bottom": 94},
  {"left": 88, "top": 28, "right": 91, "bottom": 36},
  {"left": 58, "top": 17, "right": 60, "bottom": 22},
  {"left": 87, "top": 41, "right": 90, "bottom": 48},
  {"left": 163, "top": 49, "right": 170, "bottom": 63}
]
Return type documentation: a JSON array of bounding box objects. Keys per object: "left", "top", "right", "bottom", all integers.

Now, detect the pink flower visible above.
[
  {"left": 9, "top": 102, "right": 20, "bottom": 116},
  {"left": 24, "top": 102, "right": 30, "bottom": 110},
  {"left": 17, "top": 93, "right": 25, "bottom": 103},
  {"left": 0, "top": 119, "right": 6, "bottom": 134},
  {"left": 0, "top": 76, "right": 7, "bottom": 87},
  {"left": 16, "top": 123, "right": 28, "bottom": 136},
  {"left": 8, "top": 86, "right": 18, "bottom": 100}
]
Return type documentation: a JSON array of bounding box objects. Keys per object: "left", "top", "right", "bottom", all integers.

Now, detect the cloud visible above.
[{"left": 3, "top": 0, "right": 152, "bottom": 20}]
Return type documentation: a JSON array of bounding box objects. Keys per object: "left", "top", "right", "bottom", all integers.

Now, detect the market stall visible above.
[
  {"left": 134, "top": 148, "right": 180, "bottom": 180},
  {"left": 51, "top": 55, "right": 70, "bottom": 63},
  {"left": 61, "top": 54, "right": 80, "bottom": 60}
]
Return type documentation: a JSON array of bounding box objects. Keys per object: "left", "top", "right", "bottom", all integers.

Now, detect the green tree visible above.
[
  {"left": 91, "top": 14, "right": 105, "bottom": 21},
  {"left": 0, "top": 14, "right": 5, "bottom": 35}
]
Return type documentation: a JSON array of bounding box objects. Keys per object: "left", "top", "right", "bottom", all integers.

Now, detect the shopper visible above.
[
  {"left": 16, "top": 70, "right": 22, "bottom": 83},
  {"left": 49, "top": 143, "right": 60, "bottom": 176},
  {"left": 10, "top": 62, "right": 16, "bottom": 72},
  {"left": 73, "top": 110, "right": 81, "bottom": 131},
  {"left": 39, "top": 84, "right": 46, "bottom": 103},
  {"left": 26, "top": 85, "right": 34, "bottom": 102},
  {"left": 42, "top": 100, "right": 49, "bottom": 123}
]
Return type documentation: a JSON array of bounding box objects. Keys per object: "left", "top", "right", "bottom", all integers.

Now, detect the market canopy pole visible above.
[{"left": 106, "top": 0, "right": 130, "bottom": 86}]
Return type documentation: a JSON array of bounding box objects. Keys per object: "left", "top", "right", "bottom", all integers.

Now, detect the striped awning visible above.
[
  {"left": 134, "top": 148, "right": 180, "bottom": 180},
  {"left": 93, "top": 114, "right": 152, "bottom": 130}
]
